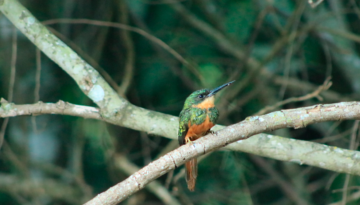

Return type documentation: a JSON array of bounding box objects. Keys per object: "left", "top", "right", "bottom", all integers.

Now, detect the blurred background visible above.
[{"left": 1, "top": 0, "right": 360, "bottom": 204}]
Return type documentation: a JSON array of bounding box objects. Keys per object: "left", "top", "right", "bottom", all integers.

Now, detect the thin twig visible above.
[
  {"left": 250, "top": 155, "right": 308, "bottom": 205},
  {"left": 279, "top": 1, "right": 306, "bottom": 99},
  {"left": 230, "top": 6, "right": 271, "bottom": 82},
  {"left": 42, "top": 18, "right": 202, "bottom": 81},
  {"left": 46, "top": 27, "right": 120, "bottom": 91},
  {"left": 34, "top": 49, "right": 41, "bottom": 102},
  {"left": 333, "top": 186, "right": 360, "bottom": 193},
  {"left": 271, "top": 75, "right": 352, "bottom": 102},
  {"left": 350, "top": 121, "right": 359, "bottom": 150},
  {"left": 0, "top": 27, "right": 17, "bottom": 150},
  {"left": 350, "top": 0, "right": 360, "bottom": 20},
  {"left": 308, "top": 0, "right": 324, "bottom": 8},
  {"left": 1, "top": 141, "right": 29, "bottom": 176},
  {"left": 114, "top": 155, "right": 181, "bottom": 205},
  {"left": 8, "top": 27, "right": 17, "bottom": 102},
  {"left": 32, "top": 160, "right": 93, "bottom": 200},
  {"left": 140, "top": 132, "right": 152, "bottom": 165},
  {"left": 31, "top": 48, "right": 42, "bottom": 133},
  {"left": 132, "top": 11, "right": 199, "bottom": 90},
  {"left": 255, "top": 77, "right": 332, "bottom": 115},
  {"left": 312, "top": 129, "right": 352, "bottom": 143},
  {"left": 116, "top": 0, "right": 135, "bottom": 97},
  {"left": 341, "top": 120, "right": 360, "bottom": 205},
  {"left": 342, "top": 167, "right": 351, "bottom": 205},
  {"left": 330, "top": 189, "right": 360, "bottom": 205}
]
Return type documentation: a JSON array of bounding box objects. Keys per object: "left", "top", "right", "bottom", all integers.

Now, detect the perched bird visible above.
[{"left": 178, "top": 81, "right": 235, "bottom": 191}]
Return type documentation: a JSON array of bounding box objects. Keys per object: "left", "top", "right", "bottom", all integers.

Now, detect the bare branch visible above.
[
  {"left": 255, "top": 77, "right": 332, "bottom": 115},
  {"left": 114, "top": 155, "right": 181, "bottom": 205},
  {"left": 2, "top": 2, "right": 360, "bottom": 204},
  {"left": 116, "top": 0, "right": 135, "bottom": 97},
  {"left": 42, "top": 18, "right": 202, "bottom": 81},
  {"left": 0, "top": 99, "right": 101, "bottom": 119},
  {"left": 85, "top": 102, "right": 360, "bottom": 205},
  {"left": 0, "top": 0, "right": 128, "bottom": 117}
]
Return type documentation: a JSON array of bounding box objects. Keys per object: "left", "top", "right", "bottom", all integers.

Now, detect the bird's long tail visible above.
[{"left": 185, "top": 158, "right": 198, "bottom": 191}]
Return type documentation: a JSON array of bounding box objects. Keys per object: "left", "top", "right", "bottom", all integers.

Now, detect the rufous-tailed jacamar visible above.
[{"left": 178, "top": 81, "right": 235, "bottom": 191}]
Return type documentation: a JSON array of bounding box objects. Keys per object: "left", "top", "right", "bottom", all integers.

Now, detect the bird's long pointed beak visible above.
[{"left": 207, "top": 80, "right": 235, "bottom": 97}]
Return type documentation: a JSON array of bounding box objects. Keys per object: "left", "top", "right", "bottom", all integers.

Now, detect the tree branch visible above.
[
  {"left": 0, "top": 98, "right": 101, "bottom": 119},
  {"left": 255, "top": 77, "right": 332, "bottom": 115},
  {"left": 114, "top": 155, "right": 181, "bottom": 205},
  {"left": 0, "top": 0, "right": 355, "bottom": 161},
  {"left": 85, "top": 102, "right": 360, "bottom": 205},
  {"left": 2, "top": 98, "right": 360, "bottom": 204},
  {"left": 0, "top": 0, "right": 127, "bottom": 117},
  {"left": 2, "top": 1, "right": 360, "bottom": 204},
  {"left": 3, "top": 98, "right": 360, "bottom": 178}
]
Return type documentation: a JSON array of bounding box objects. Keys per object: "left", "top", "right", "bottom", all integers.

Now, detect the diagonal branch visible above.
[
  {"left": 309, "top": 0, "right": 324, "bottom": 8},
  {"left": 0, "top": 0, "right": 127, "bottom": 117},
  {"left": 0, "top": 0, "right": 355, "bottom": 160},
  {"left": 2, "top": 1, "right": 360, "bottom": 204},
  {"left": 114, "top": 155, "right": 181, "bottom": 205},
  {"left": 3, "top": 99, "right": 360, "bottom": 204},
  {"left": 85, "top": 102, "right": 360, "bottom": 205}
]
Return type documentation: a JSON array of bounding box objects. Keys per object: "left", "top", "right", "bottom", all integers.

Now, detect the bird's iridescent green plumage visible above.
[
  {"left": 178, "top": 89, "right": 219, "bottom": 145},
  {"left": 178, "top": 81, "right": 234, "bottom": 192}
]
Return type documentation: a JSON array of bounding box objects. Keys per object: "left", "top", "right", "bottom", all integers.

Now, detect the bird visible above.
[{"left": 178, "top": 81, "right": 235, "bottom": 191}]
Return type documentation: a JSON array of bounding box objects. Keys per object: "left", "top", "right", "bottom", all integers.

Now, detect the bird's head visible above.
[{"left": 183, "top": 81, "right": 235, "bottom": 109}]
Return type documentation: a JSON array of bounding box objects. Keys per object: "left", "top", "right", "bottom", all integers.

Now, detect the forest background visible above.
[{"left": 1, "top": 0, "right": 360, "bottom": 204}]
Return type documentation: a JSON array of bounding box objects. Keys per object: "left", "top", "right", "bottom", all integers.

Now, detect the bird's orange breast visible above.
[
  {"left": 185, "top": 114, "right": 214, "bottom": 141},
  {"left": 192, "top": 96, "right": 215, "bottom": 109}
]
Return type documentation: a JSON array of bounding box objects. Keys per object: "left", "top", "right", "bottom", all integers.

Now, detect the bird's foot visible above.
[
  {"left": 206, "top": 130, "right": 217, "bottom": 136},
  {"left": 186, "top": 138, "right": 198, "bottom": 148},
  {"left": 185, "top": 137, "right": 193, "bottom": 145}
]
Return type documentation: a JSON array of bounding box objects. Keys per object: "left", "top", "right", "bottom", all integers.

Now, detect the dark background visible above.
[{"left": 1, "top": 0, "right": 360, "bottom": 204}]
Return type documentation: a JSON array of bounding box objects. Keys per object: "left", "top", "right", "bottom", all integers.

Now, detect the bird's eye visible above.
[{"left": 198, "top": 94, "right": 204, "bottom": 99}]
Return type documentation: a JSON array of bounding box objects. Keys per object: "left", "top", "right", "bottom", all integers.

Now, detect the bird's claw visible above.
[
  {"left": 186, "top": 138, "right": 197, "bottom": 148},
  {"left": 207, "top": 130, "right": 217, "bottom": 136}
]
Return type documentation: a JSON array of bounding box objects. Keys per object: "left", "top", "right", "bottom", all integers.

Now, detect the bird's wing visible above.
[{"left": 178, "top": 108, "right": 190, "bottom": 145}]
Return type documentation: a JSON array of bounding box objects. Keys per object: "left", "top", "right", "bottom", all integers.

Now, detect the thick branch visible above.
[
  {"left": 85, "top": 102, "right": 360, "bottom": 205},
  {"left": 0, "top": 0, "right": 178, "bottom": 141},
  {"left": 0, "top": 0, "right": 127, "bottom": 117},
  {"left": 0, "top": 0, "right": 356, "bottom": 168},
  {"left": 1, "top": 1, "right": 360, "bottom": 204},
  {"left": 2, "top": 99, "right": 360, "bottom": 178}
]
